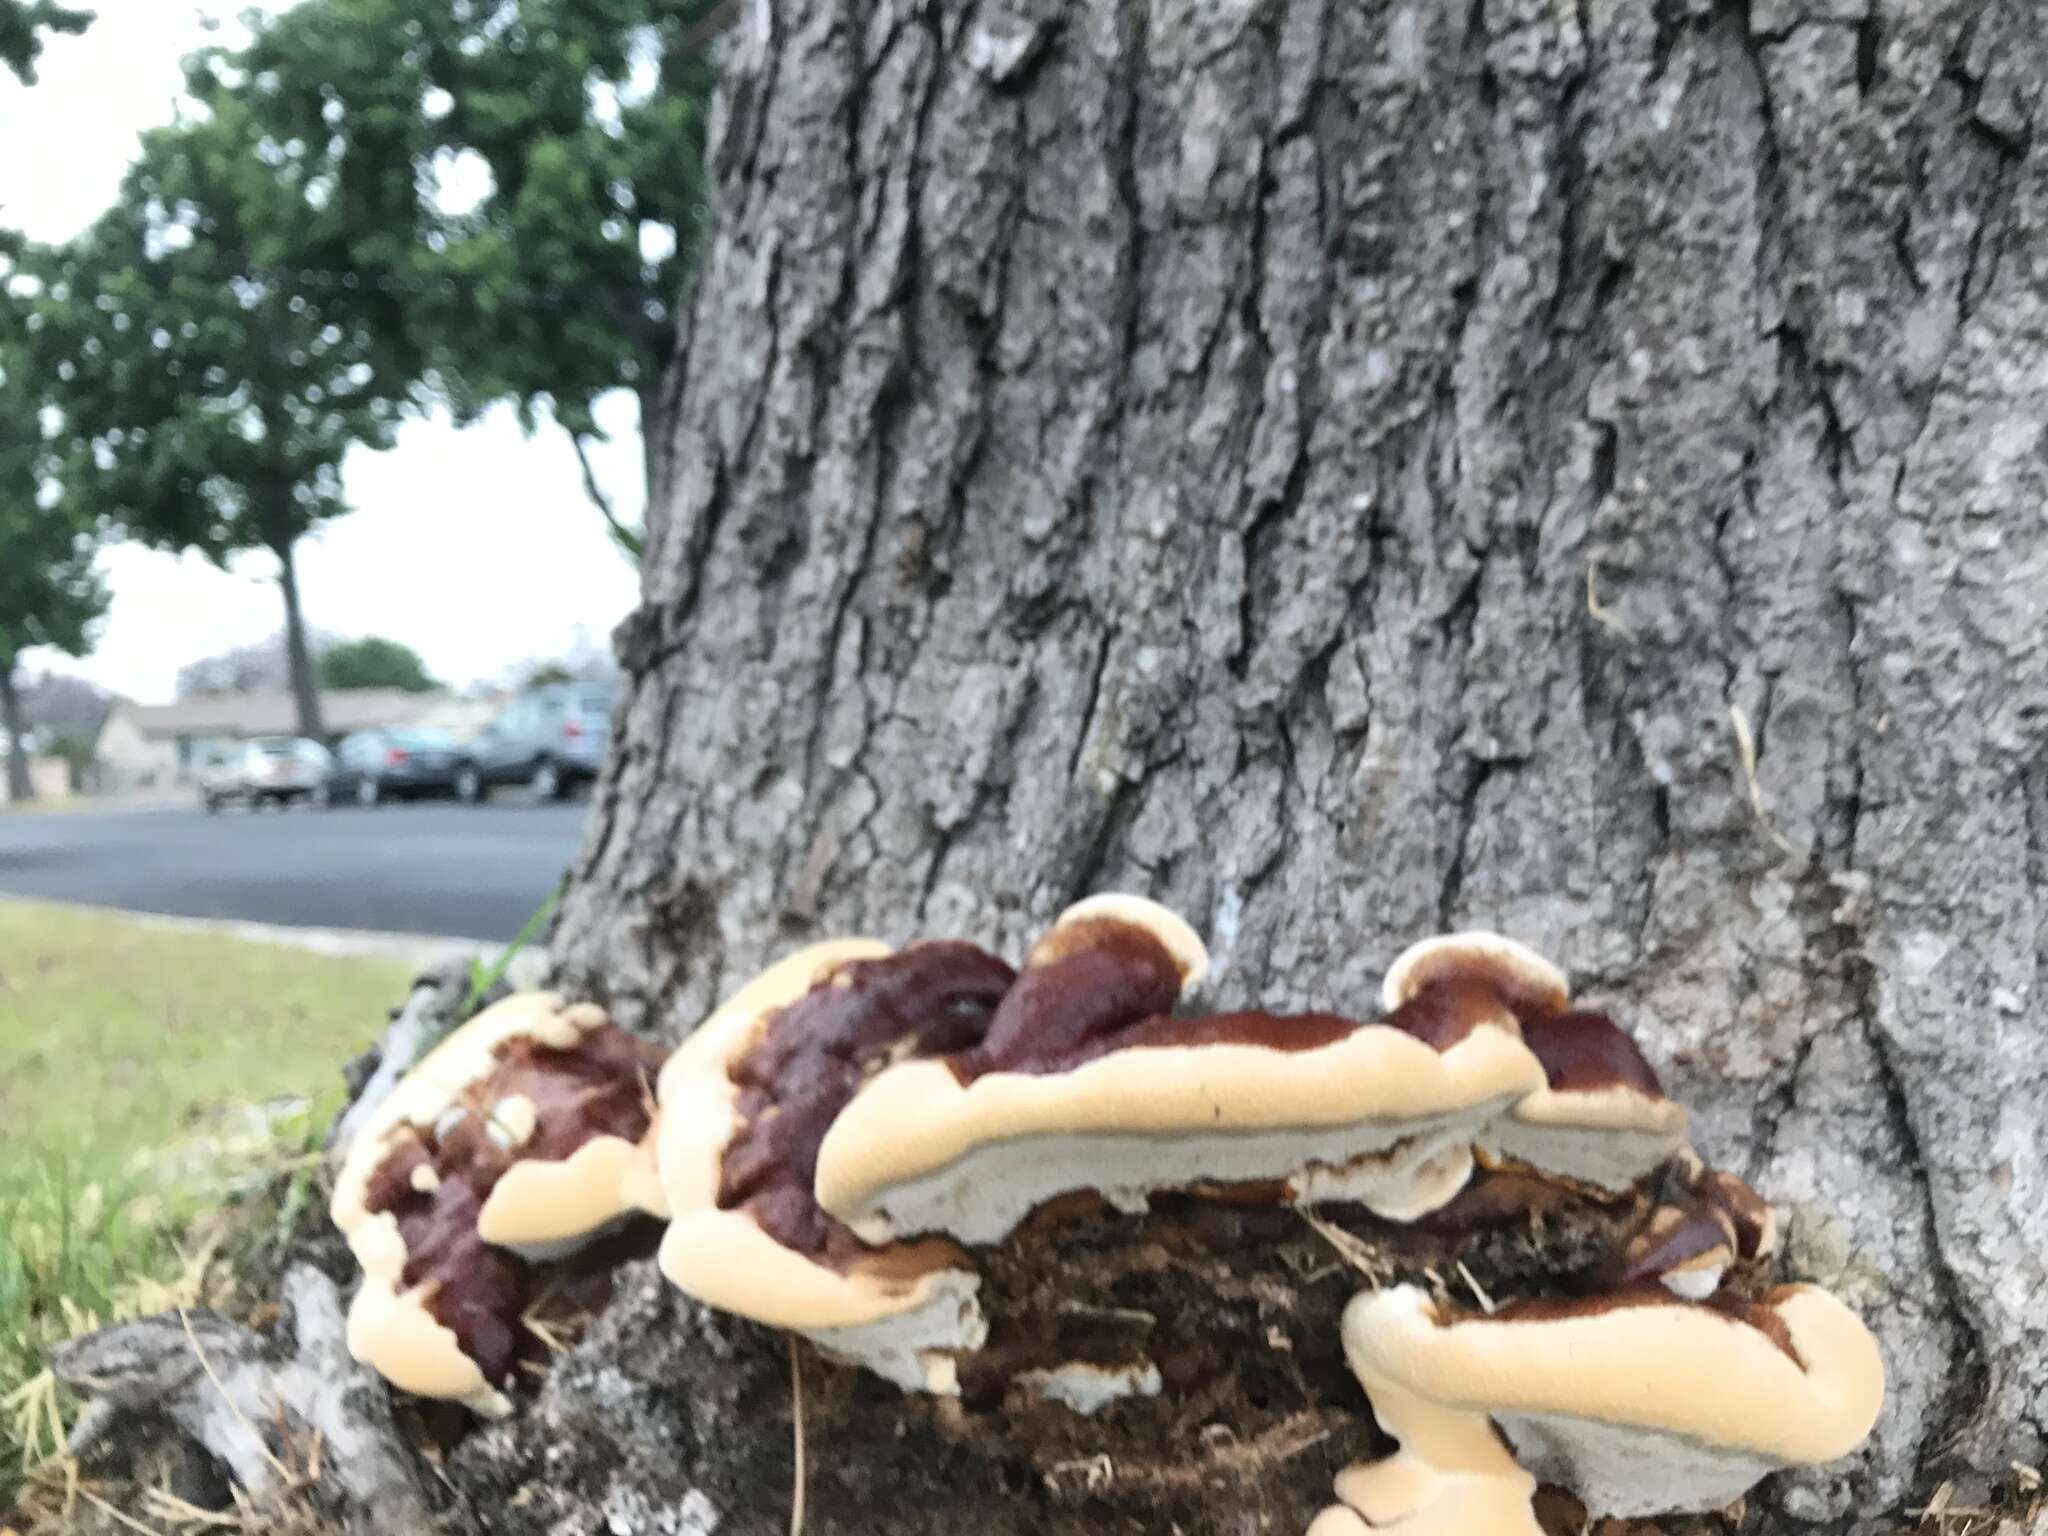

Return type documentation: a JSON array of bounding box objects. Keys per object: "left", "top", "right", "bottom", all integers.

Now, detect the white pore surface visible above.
[
  {"left": 846, "top": 1096, "right": 1527, "bottom": 1247},
  {"left": 1496, "top": 1410, "right": 1778, "bottom": 1517},
  {"left": 1480, "top": 1119, "right": 1681, "bottom": 1192},
  {"left": 802, "top": 1267, "right": 987, "bottom": 1394},
  {"left": 1286, "top": 1133, "right": 1480, "bottom": 1220},
  {"left": 1015, "top": 1360, "right": 1165, "bottom": 1415}
]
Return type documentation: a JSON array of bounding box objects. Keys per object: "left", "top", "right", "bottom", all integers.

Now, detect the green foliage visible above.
[
  {"left": 524, "top": 661, "right": 576, "bottom": 687},
  {"left": 319, "top": 634, "right": 437, "bottom": 692},
  {"left": 228, "top": 0, "right": 723, "bottom": 541},
  {"left": 0, "top": 0, "right": 90, "bottom": 84},
  {"left": 22, "top": 81, "right": 418, "bottom": 569},
  {"left": 0, "top": 900, "right": 410, "bottom": 1503},
  {"left": 0, "top": 272, "right": 105, "bottom": 676},
  {"left": 464, "top": 882, "right": 561, "bottom": 1016},
  {"left": 40, "top": 731, "right": 94, "bottom": 783}
]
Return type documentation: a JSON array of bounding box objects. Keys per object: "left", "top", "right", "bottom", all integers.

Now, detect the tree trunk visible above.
[
  {"left": 0, "top": 660, "right": 31, "bottom": 802},
  {"left": 541, "top": 0, "right": 2048, "bottom": 1528},
  {"left": 273, "top": 533, "right": 325, "bottom": 740},
  {"left": 639, "top": 372, "right": 676, "bottom": 520}
]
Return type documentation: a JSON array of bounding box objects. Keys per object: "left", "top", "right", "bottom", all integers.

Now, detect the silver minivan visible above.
[{"left": 199, "top": 736, "right": 333, "bottom": 811}]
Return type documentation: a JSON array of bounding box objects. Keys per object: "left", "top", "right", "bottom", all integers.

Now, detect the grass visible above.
[{"left": 0, "top": 900, "right": 412, "bottom": 1513}]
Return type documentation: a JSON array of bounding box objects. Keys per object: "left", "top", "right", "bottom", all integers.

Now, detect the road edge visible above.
[{"left": 1, "top": 895, "right": 545, "bottom": 979}]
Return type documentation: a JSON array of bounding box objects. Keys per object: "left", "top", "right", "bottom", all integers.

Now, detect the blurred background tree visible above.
[
  {"left": 0, "top": 0, "right": 90, "bottom": 83},
  {"left": 174, "top": 628, "right": 342, "bottom": 698},
  {"left": 0, "top": 264, "right": 106, "bottom": 800},
  {"left": 228, "top": 0, "right": 724, "bottom": 557},
  {"left": 24, "top": 68, "right": 423, "bottom": 740},
  {"left": 319, "top": 634, "right": 436, "bottom": 692}
]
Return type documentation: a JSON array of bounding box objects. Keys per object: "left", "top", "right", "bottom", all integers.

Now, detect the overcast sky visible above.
[{"left": 0, "top": 0, "right": 645, "bottom": 703}]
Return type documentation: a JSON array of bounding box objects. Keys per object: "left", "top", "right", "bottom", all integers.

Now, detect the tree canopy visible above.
[
  {"left": 0, "top": 0, "right": 90, "bottom": 84},
  {"left": 0, "top": 273, "right": 104, "bottom": 676},
  {"left": 226, "top": 0, "right": 723, "bottom": 549},
  {"left": 24, "top": 59, "right": 426, "bottom": 734},
  {"left": 0, "top": 492, "right": 101, "bottom": 676},
  {"left": 29, "top": 95, "right": 414, "bottom": 562},
  {"left": 319, "top": 635, "right": 436, "bottom": 692},
  {"left": 0, "top": 270, "right": 106, "bottom": 798}
]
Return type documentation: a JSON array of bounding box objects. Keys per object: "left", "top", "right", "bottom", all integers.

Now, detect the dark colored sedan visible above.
[{"left": 317, "top": 728, "right": 463, "bottom": 807}]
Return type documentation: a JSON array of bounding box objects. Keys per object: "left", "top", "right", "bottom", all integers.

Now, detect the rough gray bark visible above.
[{"left": 540, "top": 0, "right": 2047, "bottom": 1527}]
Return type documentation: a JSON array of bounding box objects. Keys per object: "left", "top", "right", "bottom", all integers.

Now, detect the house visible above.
[
  {"left": 94, "top": 689, "right": 478, "bottom": 788},
  {"left": 85, "top": 707, "right": 170, "bottom": 791}
]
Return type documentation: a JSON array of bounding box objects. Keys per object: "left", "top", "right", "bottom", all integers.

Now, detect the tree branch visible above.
[
  {"left": 569, "top": 428, "right": 644, "bottom": 561},
  {"left": 679, "top": 0, "right": 740, "bottom": 55}
]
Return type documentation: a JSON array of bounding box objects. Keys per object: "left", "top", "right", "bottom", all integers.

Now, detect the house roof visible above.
[{"left": 117, "top": 689, "right": 452, "bottom": 739}]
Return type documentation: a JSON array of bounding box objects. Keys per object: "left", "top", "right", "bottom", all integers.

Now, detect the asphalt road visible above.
[{"left": 0, "top": 798, "right": 590, "bottom": 942}]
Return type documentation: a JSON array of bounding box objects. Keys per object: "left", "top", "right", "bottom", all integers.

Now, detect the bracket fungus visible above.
[
  {"left": 814, "top": 899, "right": 1549, "bottom": 1243},
  {"left": 1323, "top": 1280, "right": 1883, "bottom": 1528},
  {"left": 1382, "top": 931, "right": 1688, "bottom": 1193},
  {"left": 331, "top": 992, "right": 668, "bottom": 1415},
  {"left": 646, "top": 900, "right": 1883, "bottom": 1521},
  {"left": 655, "top": 938, "right": 1014, "bottom": 1392},
  {"left": 329, "top": 897, "right": 1882, "bottom": 1526}
]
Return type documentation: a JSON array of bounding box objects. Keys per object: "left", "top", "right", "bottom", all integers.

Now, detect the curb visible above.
[
  {"left": 0, "top": 791, "right": 193, "bottom": 816},
  {"left": 3, "top": 896, "right": 542, "bottom": 976}
]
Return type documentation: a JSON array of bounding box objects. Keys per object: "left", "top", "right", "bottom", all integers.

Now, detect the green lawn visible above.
[{"left": 0, "top": 900, "right": 412, "bottom": 1505}]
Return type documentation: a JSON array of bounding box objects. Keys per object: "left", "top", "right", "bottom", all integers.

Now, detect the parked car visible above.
[
  {"left": 317, "top": 728, "right": 463, "bottom": 807},
  {"left": 200, "top": 737, "right": 333, "bottom": 811},
  {"left": 454, "top": 682, "right": 615, "bottom": 803}
]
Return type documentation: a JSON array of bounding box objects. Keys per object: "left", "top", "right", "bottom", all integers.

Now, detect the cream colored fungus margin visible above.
[
  {"left": 1311, "top": 1282, "right": 1885, "bottom": 1529},
  {"left": 655, "top": 939, "right": 987, "bottom": 1394}
]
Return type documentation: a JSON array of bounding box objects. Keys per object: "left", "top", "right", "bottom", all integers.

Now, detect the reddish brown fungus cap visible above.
[{"left": 817, "top": 900, "right": 1550, "bottom": 1244}]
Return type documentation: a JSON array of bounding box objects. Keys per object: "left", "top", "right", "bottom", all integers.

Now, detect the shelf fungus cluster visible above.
[{"left": 333, "top": 899, "right": 1884, "bottom": 1525}]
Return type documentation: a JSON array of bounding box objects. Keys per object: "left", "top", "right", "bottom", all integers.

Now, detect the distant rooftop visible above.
[{"left": 118, "top": 689, "right": 448, "bottom": 738}]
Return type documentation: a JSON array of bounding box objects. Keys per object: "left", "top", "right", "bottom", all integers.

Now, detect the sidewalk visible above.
[
  {"left": 1, "top": 894, "right": 546, "bottom": 981},
  {"left": 0, "top": 785, "right": 193, "bottom": 815}
]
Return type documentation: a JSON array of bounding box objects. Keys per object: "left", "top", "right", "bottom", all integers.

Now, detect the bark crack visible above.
[
  {"left": 1851, "top": 970, "right": 1991, "bottom": 1485},
  {"left": 1067, "top": 622, "right": 1117, "bottom": 784}
]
